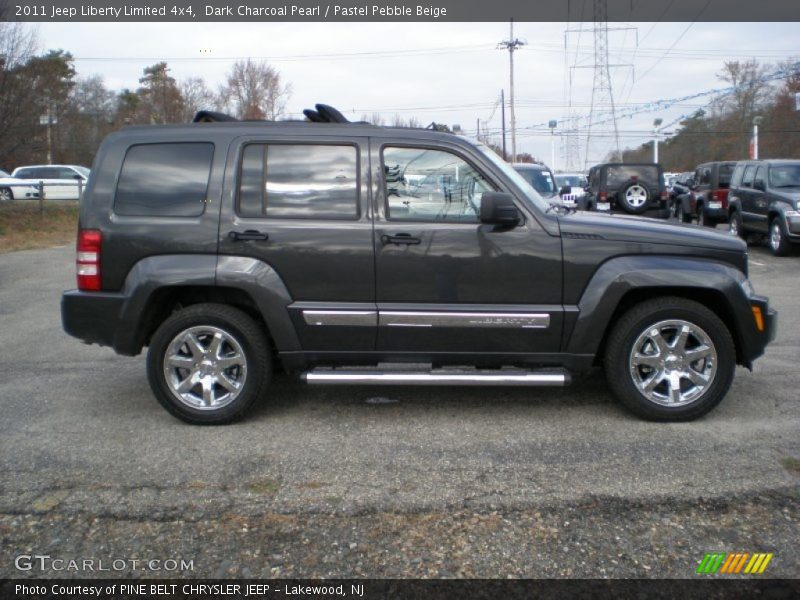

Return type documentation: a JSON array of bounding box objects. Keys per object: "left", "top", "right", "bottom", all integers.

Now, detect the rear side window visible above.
[
  {"left": 114, "top": 143, "right": 214, "bottom": 217},
  {"left": 700, "top": 168, "right": 711, "bottom": 185},
  {"left": 237, "top": 144, "right": 358, "bottom": 220}
]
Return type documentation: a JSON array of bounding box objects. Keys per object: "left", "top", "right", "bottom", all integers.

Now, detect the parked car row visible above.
[{"left": 0, "top": 164, "right": 90, "bottom": 200}]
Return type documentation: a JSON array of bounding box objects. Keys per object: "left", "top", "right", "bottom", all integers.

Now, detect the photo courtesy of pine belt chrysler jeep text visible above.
[{"left": 61, "top": 104, "right": 777, "bottom": 424}]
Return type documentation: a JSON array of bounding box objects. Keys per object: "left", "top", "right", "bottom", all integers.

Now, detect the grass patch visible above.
[
  {"left": 248, "top": 478, "right": 282, "bottom": 495},
  {"left": 0, "top": 201, "right": 79, "bottom": 253},
  {"left": 780, "top": 457, "right": 800, "bottom": 474}
]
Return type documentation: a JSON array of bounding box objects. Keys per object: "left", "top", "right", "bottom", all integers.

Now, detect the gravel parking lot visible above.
[{"left": 1, "top": 241, "right": 798, "bottom": 579}]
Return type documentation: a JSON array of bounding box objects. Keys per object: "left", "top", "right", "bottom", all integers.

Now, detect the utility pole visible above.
[
  {"left": 501, "top": 89, "right": 507, "bottom": 161},
  {"left": 498, "top": 19, "right": 525, "bottom": 163}
]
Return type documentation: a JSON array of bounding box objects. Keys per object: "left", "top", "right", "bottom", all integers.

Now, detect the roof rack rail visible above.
[{"left": 192, "top": 104, "right": 366, "bottom": 125}]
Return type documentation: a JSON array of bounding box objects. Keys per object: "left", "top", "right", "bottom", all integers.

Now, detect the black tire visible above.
[
  {"left": 146, "top": 303, "right": 271, "bottom": 424},
  {"left": 729, "top": 210, "right": 746, "bottom": 240},
  {"left": 618, "top": 181, "right": 650, "bottom": 215},
  {"left": 698, "top": 206, "right": 716, "bottom": 227},
  {"left": 604, "top": 297, "right": 736, "bottom": 421},
  {"left": 676, "top": 201, "right": 691, "bottom": 224},
  {"left": 768, "top": 218, "right": 791, "bottom": 257},
  {"left": 0, "top": 187, "right": 12, "bottom": 201}
]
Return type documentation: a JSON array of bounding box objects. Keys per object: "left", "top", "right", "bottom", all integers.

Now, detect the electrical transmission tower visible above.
[{"left": 567, "top": 0, "right": 635, "bottom": 169}]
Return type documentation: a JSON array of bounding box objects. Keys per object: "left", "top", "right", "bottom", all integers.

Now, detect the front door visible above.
[{"left": 371, "top": 139, "right": 563, "bottom": 356}]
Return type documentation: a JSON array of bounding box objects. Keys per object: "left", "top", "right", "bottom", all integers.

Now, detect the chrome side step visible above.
[{"left": 302, "top": 367, "right": 570, "bottom": 387}]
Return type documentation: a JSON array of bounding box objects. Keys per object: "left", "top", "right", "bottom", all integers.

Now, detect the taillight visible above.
[
  {"left": 77, "top": 229, "right": 102, "bottom": 291},
  {"left": 661, "top": 191, "right": 668, "bottom": 200},
  {"left": 599, "top": 192, "right": 607, "bottom": 201},
  {"left": 711, "top": 192, "right": 719, "bottom": 201}
]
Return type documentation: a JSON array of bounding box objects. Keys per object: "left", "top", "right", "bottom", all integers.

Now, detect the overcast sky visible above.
[{"left": 34, "top": 21, "right": 799, "bottom": 170}]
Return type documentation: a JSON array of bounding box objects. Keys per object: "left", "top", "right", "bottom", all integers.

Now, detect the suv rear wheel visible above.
[
  {"left": 619, "top": 181, "right": 650, "bottom": 214},
  {"left": 605, "top": 297, "right": 735, "bottom": 421},
  {"left": 729, "top": 210, "right": 745, "bottom": 239},
  {"left": 146, "top": 303, "right": 271, "bottom": 424}
]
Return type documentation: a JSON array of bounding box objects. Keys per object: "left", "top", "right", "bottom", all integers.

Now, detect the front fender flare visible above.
[{"left": 565, "top": 255, "right": 749, "bottom": 357}]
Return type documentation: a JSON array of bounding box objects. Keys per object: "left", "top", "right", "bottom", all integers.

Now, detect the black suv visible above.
[
  {"left": 728, "top": 159, "right": 800, "bottom": 256},
  {"left": 61, "top": 105, "right": 776, "bottom": 424},
  {"left": 580, "top": 163, "right": 669, "bottom": 217},
  {"left": 675, "top": 162, "right": 736, "bottom": 227}
]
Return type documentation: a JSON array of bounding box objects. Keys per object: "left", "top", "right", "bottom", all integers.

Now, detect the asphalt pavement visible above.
[{"left": 1, "top": 241, "right": 798, "bottom": 578}]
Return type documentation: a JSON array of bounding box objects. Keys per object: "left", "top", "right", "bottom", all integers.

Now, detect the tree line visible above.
[
  {"left": 621, "top": 60, "right": 800, "bottom": 171},
  {"left": 0, "top": 23, "right": 291, "bottom": 169}
]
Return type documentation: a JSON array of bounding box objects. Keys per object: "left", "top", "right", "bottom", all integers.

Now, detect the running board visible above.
[{"left": 302, "top": 367, "right": 570, "bottom": 386}]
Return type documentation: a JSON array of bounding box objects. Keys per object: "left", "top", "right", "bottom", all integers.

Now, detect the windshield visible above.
[
  {"left": 472, "top": 143, "right": 549, "bottom": 211},
  {"left": 515, "top": 167, "right": 557, "bottom": 197},
  {"left": 75, "top": 166, "right": 91, "bottom": 178},
  {"left": 556, "top": 175, "right": 585, "bottom": 188},
  {"left": 769, "top": 164, "right": 800, "bottom": 188},
  {"left": 0, "top": 170, "right": 10, "bottom": 178}
]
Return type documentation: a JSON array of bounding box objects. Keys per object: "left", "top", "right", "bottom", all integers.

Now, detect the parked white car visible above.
[
  {"left": 11, "top": 164, "right": 90, "bottom": 200},
  {"left": 0, "top": 169, "right": 41, "bottom": 201},
  {"left": 554, "top": 173, "right": 588, "bottom": 205}
]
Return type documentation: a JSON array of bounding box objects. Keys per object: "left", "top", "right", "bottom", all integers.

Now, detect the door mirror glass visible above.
[
  {"left": 754, "top": 179, "right": 766, "bottom": 191},
  {"left": 480, "top": 192, "right": 520, "bottom": 226}
]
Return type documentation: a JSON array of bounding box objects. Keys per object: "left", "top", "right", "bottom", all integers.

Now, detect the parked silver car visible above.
[{"left": 11, "top": 164, "right": 90, "bottom": 200}]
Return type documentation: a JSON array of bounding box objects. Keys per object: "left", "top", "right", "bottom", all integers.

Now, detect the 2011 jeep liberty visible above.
[{"left": 61, "top": 104, "right": 777, "bottom": 424}]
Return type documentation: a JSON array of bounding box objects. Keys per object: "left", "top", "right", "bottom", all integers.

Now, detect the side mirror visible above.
[
  {"left": 559, "top": 185, "right": 572, "bottom": 197},
  {"left": 754, "top": 179, "right": 766, "bottom": 191},
  {"left": 480, "top": 192, "right": 520, "bottom": 226},
  {"left": 73, "top": 174, "right": 83, "bottom": 180}
]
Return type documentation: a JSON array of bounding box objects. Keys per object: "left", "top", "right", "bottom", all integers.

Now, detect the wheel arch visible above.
[{"left": 565, "top": 256, "right": 753, "bottom": 367}]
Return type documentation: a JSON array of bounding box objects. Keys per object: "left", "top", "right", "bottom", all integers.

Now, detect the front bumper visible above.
[{"left": 743, "top": 294, "right": 777, "bottom": 366}]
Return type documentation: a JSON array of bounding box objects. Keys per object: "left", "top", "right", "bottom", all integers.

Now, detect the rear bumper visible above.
[
  {"left": 703, "top": 205, "right": 729, "bottom": 221},
  {"left": 61, "top": 290, "right": 139, "bottom": 355}
]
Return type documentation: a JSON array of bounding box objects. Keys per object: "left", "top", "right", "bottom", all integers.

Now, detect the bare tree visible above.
[
  {"left": 180, "top": 76, "right": 216, "bottom": 122},
  {"left": 219, "top": 59, "right": 291, "bottom": 120}
]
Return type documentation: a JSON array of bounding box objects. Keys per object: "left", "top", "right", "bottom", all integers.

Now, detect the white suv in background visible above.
[{"left": 11, "top": 164, "right": 90, "bottom": 200}]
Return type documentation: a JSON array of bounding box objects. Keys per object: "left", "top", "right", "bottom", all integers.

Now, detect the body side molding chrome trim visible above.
[
  {"left": 302, "top": 310, "right": 377, "bottom": 327},
  {"left": 379, "top": 311, "right": 550, "bottom": 329}
]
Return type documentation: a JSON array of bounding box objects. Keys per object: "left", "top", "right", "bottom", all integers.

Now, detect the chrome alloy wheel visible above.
[
  {"left": 163, "top": 325, "right": 247, "bottom": 410},
  {"left": 625, "top": 184, "right": 648, "bottom": 208},
  {"left": 628, "top": 319, "right": 717, "bottom": 407},
  {"left": 770, "top": 221, "right": 782, "bottom": 253}
]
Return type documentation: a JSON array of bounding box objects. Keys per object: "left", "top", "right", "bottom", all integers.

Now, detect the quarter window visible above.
[
  {"left": 237, "top": 144, "right": 358, "bottom": 219},
  {"left": 382, "top": 146, "right": 495, "bottom": 222},
  {"left": 114, "top": 143, "right": 214, "bottom": 217}
]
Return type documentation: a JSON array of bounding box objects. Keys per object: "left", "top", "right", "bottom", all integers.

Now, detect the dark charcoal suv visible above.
[
  {"left": 675, "top": 161, "right": 736, "bottom": 227},
  {"left": 61, "top": 105, "right": 776, "bottom": 424},
  {"left": 728, "top": 159, "right": 800, "bottom": 256},
  {"left": 580, "top": 163, "right": 669, "bottom": 217}
]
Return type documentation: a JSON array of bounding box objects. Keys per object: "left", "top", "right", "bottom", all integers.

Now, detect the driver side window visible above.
[{"left": 382, "top": 146, "right": 495, "bottom": 222}]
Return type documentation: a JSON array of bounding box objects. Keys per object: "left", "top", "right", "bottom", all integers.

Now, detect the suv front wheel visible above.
[
  {"left": 146, "top": 303, "right": 271, "bottom": 424},
  {"left": 768, "top": 218, "right": 791, "bottom": 257},
  {"left": 605, "top": 297, "right": 735, "bottom": 421}
]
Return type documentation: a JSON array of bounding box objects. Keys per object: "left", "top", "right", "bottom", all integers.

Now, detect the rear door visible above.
[
  {"left": 750, "top": 165, "right": 770, "bottom": 232},
  {"left": 218, "top": 135, "right": 376, "bottom": 352},
  {"left": 371, "top": 138, "right": 563, "bottom": 355},
  {"left": 739, "top": 164, "right": 758, "bottom": 228}
]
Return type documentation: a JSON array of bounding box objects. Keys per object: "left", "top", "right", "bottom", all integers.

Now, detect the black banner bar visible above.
[
  {"left": 3, "top": 579, "right": 800, "bottom": 600},
  {"left": 2, "top": 0, "right": 800, "bottom": 23}
]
